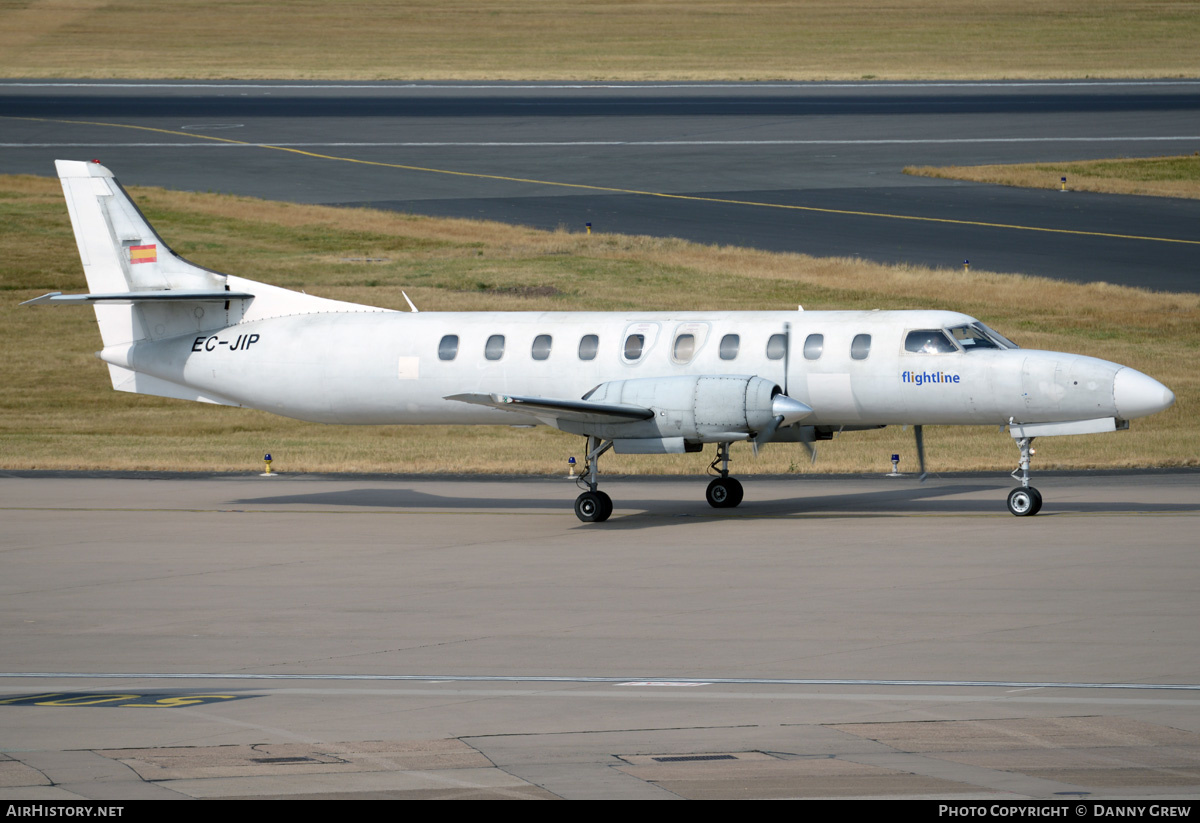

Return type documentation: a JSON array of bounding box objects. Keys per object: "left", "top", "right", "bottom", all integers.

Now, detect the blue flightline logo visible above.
[{"left": 901, "top": 370, "right": 961, "bottom": 386}]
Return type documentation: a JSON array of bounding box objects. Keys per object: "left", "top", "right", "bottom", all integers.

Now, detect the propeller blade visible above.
[
  {"left": 914, "top": 424, "right": 927, "bottom": 482},
  {"left": 802, "top": 440, "right": 818, "bottom": 464},
  {"left": 782, "top": 321, "right": 791, "bottom": 396},
  {"left": 752, "top": 415, "right": 782, "bottom": 456}
]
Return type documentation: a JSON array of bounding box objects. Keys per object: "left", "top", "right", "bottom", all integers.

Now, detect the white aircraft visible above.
[{"left": 25, "top": 160, "right": 1176, "bottom": 521}]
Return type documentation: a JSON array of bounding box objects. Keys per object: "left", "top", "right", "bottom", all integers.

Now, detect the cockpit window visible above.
[
  {"left": 905, "top": 330, "right": 958, "bottom": 354},
  {"left": 979, "top": 323, "right": 1019, "bottom": 349},
  {"left": 948, "top": 323, "right": 1017, "bottom": 350}
]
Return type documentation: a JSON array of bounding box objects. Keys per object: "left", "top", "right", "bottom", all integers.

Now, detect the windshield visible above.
[
  {"left": 948, "top": 323, "right": 1017, "bottom": 351},
  {"left": 905, "top": 329, "right": 958, "bottom": 353}
]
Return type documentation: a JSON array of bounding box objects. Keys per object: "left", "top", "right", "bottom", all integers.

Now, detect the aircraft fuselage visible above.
[{"left": 99, "top": 308, "right": 1154, "bottom": 432}]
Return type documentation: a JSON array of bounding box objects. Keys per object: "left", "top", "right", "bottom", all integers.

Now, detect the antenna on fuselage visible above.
[{"left": 402, "top": 291, "right": 419, "bottom": 312}]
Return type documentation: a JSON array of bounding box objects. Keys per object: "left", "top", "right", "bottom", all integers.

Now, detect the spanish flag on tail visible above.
[{"left": 129, "top": 244, "right": 157, "bottom": 264}]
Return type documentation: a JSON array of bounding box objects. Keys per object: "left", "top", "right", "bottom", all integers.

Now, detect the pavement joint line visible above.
[
  {"left": 8, "top": 115, "right": 1199, "bottom": 247},
  {"left": 2, "top": 672, "right": 1200, "bottom": 690}
]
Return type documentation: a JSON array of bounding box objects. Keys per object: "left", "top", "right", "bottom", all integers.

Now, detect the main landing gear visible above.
[
  {"left": 574, "top": 436, "right": 615, "bottom": 522},
  {"left": 706, "top": 442, "right": 743, "bottom": 509},
  {"left": 572, "top": 439, "right": 747, "bottom": 522},
  {"left": 1007, "top": 435, "right": 1043, "bottom": 516}
]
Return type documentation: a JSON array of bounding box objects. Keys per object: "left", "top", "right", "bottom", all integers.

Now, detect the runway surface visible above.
[
  {"left": 2, "top": 471, "right": 1199, "bottom": 799},
  {"left": 3, "top": 80, "right": 1200, "bottom": 291}
]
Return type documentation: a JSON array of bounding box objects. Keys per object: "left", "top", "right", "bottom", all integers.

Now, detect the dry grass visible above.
[
  {"left": 1, "top": 174, "right": 1195, "bottom": 475},
  {"left": 906, "top": 155, "right": 1200, "bottom": 199},
  {"left": 0, "top": 1, "right": 1198, "bottom": 81}
]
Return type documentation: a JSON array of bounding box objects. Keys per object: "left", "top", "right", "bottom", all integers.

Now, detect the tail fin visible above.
[
  {"left": 37, "top": 160, "right": 380, "bottom": 347},
  {"left": 27, "top": 160, "right": 385, "bottom": 404},
  {"left": 54, "top": 158, "right": 237, "bottom": 347}
]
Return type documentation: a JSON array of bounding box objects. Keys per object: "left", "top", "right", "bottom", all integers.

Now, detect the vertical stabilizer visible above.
[
  {"left": 55, "top": 159, "right": 226, "bottom": 347},
  {"left": 53, "top": 160, "right": 386, "bottom": 358}
]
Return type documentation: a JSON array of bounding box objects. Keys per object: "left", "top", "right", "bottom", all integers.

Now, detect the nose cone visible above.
[
  {"left": 772, "top": 393, "right": 813, "bottom": 427},
  {"left": 1113, "top": 368, "right": 1175, "bottom": 419}
]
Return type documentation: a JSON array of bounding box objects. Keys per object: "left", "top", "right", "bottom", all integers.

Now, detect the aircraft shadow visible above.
[{"left": 229, "top": 481, "right": 1200, "bottom": 531}]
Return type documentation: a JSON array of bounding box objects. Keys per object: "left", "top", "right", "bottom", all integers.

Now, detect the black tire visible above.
[
  {"left": 1007, "top": 486, "right": 1042, "bottom": 517},
  {"left": 706, "top": 477, "right": 744, "bottom": 508},
  {"left": 596, "top": 490, "right": 613, "bottom": 522},
  {"left": 575, "top": 491, "right": 612, "bottom": 523}
]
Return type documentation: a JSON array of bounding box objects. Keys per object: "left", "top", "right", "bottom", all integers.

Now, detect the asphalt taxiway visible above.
[
  {"left": 3, "top": 80, "right": 1199, "bottom": 290},
  {"left": 2, "top": 471, "right": 1198, "bottom": 799}
]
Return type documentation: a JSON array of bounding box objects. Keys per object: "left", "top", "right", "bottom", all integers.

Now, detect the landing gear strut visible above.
[
  {"left": 706, "top": 442, "right": 744, "bottom": 508},
  {"left": 1007, "top": 435, "right": 1043, "bottom": 516},
  {"left": 574, "top": 436, "right": 614, "bottom": 522}
]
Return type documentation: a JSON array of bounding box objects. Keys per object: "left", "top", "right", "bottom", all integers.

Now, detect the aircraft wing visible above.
[{"left": 445, "top": 392, "right": 655, "bottom": 425}]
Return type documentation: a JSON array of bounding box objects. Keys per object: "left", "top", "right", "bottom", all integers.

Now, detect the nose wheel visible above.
[{"left": 1007, "top": 433, "right": 1043, "bottom": 516}]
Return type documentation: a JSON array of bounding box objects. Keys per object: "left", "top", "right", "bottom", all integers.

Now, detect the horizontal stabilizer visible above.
[
  {"left": 446, "top": 392, "right": 655, "bottom": 424},
  {"left": 22, "top": 290, "right": 255, "bottom": 306}
]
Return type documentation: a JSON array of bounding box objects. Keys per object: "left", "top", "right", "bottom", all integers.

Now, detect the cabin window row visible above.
[
  {"left": 438, "top": 333, "right": 597, "bottom": 362},
  {"left": 436, "top": 332, "right": 873, "bottom": 362}
]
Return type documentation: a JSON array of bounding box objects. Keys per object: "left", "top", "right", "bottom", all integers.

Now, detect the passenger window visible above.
[
  {"left": 766, "top": 333, "right": 787, "bottom": 360},
  {"left": 673, "top": 334, "right": 695, "bottom": 363},
  {"left": 532, "top": 334, "right": 552, "bottom": 361},
  {"left": 578, "top": 334, "right": 598, "bottom": 361},
  {"left": 719, "top": 334, "right": 739, "bottom": 360},
  {"left": 438, "top": 334, "right": 459, "bottom": 361},
  {"left": 905, "top": 330, "right": 957, "bottom": 354},
  {"left": 624, "top": 334, "right": 645, "bottom": 361},
  {"left": 803, "top": 333, "right": 824, "bottom": 361},
  {"left": 851, "top": 333, "right": 872, "bottom": 360},
  {"left": 484, "top": 334, "right": 505, "bottom": 361}
]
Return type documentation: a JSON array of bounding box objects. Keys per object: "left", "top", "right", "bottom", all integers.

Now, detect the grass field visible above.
[
  {"left": 906, "top": 155, "right": 1200, "bottom": 199},
  {"left": 1, "top": 1, "right": 1198, "bottom": 81},
  {"left": 1, "top": 174, "right": 1194, "bottom": 476}
]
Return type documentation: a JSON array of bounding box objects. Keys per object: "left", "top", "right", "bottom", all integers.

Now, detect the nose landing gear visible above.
[{"left": 1008, "top": 435, "right": 1043, "bottom": 516}]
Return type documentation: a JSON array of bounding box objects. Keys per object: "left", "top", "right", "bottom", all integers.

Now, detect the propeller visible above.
[
  {"left": 752, "top": 322, "right": 813, "bottom": 456},
  {"left": 782, "top": 321, "right": 791, "bottom": 395}
]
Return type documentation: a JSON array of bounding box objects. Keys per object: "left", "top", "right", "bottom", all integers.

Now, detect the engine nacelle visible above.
[{"left": 558, "top": 375, "right": 783, "bottom": 449}]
